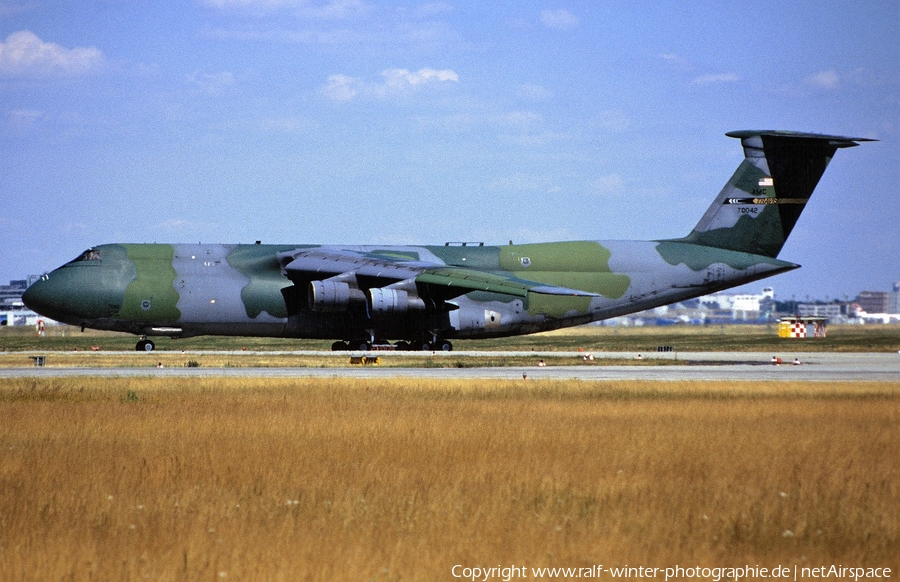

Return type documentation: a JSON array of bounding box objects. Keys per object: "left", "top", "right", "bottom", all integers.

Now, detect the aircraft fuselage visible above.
[{"left": 23, "top": 240, "right": 795, "bottom": 346}]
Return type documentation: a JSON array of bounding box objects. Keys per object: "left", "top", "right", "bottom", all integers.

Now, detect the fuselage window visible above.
[{"left": 71, "top": 249, "right": 102, "bottom": 263}]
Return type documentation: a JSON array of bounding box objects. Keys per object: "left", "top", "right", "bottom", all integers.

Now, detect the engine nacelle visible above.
[
  {"left": 368, "top": 287, "right": 409, "bottom": 314},
  {"left": 367, "top": 285, "right": 428, "bottom": 313},
  {"left": 309, "top": 280, "right": 351, "bottom": 312}
]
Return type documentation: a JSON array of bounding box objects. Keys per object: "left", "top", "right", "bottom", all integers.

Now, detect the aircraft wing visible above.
[
  {"left": 415, "top": 268, "right": 599, "bottom": 298},
  {"left": 277, "top": 248, "right": 599, "bottom": 301}
]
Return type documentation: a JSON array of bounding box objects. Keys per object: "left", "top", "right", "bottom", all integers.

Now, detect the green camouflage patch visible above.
[
  {"left": 227, "top": 245, "right": 296, "bottom": 319},
  {"left": 500, "top": 241, "right": 630, "bottom": 298},
  {"left": 119, "top": 244, "right": 181, "bottom": 322},
  {"left": 525, "top": 293, "right": 593, "bottom": 318},
  {"left": 655, "top": 241, "right": 795, "bottom": 271}
]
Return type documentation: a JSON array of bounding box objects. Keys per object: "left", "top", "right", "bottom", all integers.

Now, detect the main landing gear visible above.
[
  {"left": 330, "top": 340, "right": 453, "bottom": 352},
  {"left": 399, "top": 340, "right": 454, "bottom": 351},
  {"left": 136, "top": 339, "right": 155, "bottom": 352},
  {"left": 425, "top": 340, "right": 453, "bottom": 352}
]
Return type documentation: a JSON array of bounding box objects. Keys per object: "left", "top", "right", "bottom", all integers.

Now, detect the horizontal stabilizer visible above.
[{"left": 724, "top": 130, "right": 876, "bottom": 148}]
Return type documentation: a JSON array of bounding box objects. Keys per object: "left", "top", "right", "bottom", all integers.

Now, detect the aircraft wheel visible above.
[
  {"left": 357, "top": 341, "right": 371, "bottom": 351},
  {"left": 437, "top": 340, "right": 453, "bottom": 352},
  {"left": 331, "top": 341, "right": 350, "bottom": 351},
  {"left": 136, "top": 340, "right": 155, "bottom": 352}
]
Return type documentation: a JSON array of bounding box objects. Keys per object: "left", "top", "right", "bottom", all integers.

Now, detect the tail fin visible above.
[{"left": 680, "top": 130, "right": 874, "bottom": 258}]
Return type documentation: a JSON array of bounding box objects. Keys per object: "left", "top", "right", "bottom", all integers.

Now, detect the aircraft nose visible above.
[
  {"left": 23, "top": 264, "right": 127, "bottom": 325},
  {"left": 22, "top": 275, "right": 72, "bottom": 322}
]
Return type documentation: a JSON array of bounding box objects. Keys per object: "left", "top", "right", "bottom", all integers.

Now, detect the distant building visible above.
[
  {"left": 699, "top": 287, "right": 774, "bottom": 321},
  {"left": 890, "top": 282, "right": 900, "bottom": 314},
  {"left": 858, "top": 291, "right": 890, "bottom": 315},
  {"left": 797, "top": 304, "right": 843, "bottom": 319},
  {"left": 0, "top": 280, "right": 29, "bottom": 310},
  {"left": 0, "top": 277, "right": 50, "bottom": 327},
  {"left": 0, "top": 310, "right": 45, "bottom": 327}
]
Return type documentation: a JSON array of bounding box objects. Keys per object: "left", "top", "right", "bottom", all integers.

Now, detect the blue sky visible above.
[{"left": 1, "top": 0, "right": 897, "bottom": 301}]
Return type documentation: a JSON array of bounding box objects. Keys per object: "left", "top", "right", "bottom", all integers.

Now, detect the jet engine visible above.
[
  {"left": 309, "top": 277, "right": 427, "bottom": 314},
  {"left": 309, "top": 280, "right": 364, "bottom": 312},
  {"left": 368, "top": 284, "right": 426, "bottom": 314},
  {"left": 368, "top": 288, "right": 408, "bottom": 313}
]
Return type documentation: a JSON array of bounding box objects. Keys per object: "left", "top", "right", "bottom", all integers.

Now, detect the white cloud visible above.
[
  {"left": 9, "top": 108, "right": 43, "bottom": 123},
  {"left": 0, "top": 30, "right": 104, "bottom": 77},
  {"left": 322, "top": 73, "right": 363, "bottom": 101},
  {"left": 660, "top": 55, "right": 740, "bottom": 88},
  {"left": 691, "top": 72, "right": 740, "bottom": 85},
  {"left": 540, "top": 9, "right": 578, "bottom": 30},
  {"left": 659, "top": 53, "right": 692, "bottom": 71},
  {"left": 592, "top": 174, "right": 625, "bottom": 196},
  {"left": 187, "top": 70, "right": 236, "bottom": 94},
  {"left": 805, "top": 69, "right": 839, "bottom": 90},
  {"left": 768, "top": 69, "right": 846, "bottom": 97},
  {"left": 7, "top": 109, "right": 43, "bottom": 132},
  {"left": 381, "top": 67, "right": 458, "bottom": 87},
  {"left": 322, "top": 67, "right": 459, "bottom": 101}
]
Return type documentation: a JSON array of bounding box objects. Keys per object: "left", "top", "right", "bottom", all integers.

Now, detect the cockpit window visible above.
[{"left": 70, "top": 249, "right": 102, "bottom": 263}]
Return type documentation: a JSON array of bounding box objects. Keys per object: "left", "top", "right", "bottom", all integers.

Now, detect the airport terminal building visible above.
[{"left": 1, "top": 277, "right": 46, "bottom": 327}]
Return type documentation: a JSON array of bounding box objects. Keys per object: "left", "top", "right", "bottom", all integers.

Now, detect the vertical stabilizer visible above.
[{"left": 680, "top": 130, "right": 873, "bottom": 258}]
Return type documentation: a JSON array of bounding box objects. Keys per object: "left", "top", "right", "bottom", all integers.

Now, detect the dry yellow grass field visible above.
[{"left": 1, "top": 378, "right": 897, "bottom": 581}]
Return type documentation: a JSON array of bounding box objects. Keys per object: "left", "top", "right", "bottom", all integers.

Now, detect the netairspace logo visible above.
[{"left": 450, "top": 564, "right": 893, "bottom": 581}]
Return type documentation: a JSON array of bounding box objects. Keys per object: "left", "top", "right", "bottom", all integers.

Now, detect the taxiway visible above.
[{"left": 1, "top": 351, "right": 897, "bottom": 382}]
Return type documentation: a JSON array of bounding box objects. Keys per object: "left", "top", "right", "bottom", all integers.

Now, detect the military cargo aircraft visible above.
[{"left": 23, "top": 130, "right": 872, "bottom": 351}]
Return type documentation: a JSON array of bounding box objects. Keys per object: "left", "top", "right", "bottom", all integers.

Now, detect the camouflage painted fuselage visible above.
[
  {"left": 23, "top": 131, "right": 872, "bottom": 348},
  {"left": 24, "top": 239, "right": 795, "bottom": 342}
]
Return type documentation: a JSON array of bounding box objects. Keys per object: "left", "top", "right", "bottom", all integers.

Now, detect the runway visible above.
[{"left": 2, "top": 351, "right": 898, "bottom": 382}]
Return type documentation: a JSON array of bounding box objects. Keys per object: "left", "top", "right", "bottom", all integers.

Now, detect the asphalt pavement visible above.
[{"left": 1, "top": 351, "right": 897, "bottom": 382}]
